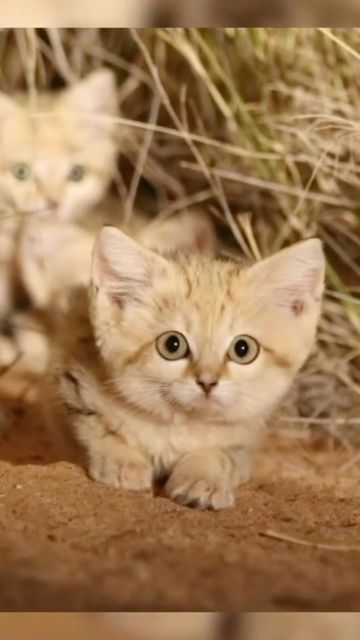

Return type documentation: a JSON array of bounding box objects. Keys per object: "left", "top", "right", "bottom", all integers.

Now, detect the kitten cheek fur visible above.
[{"left": 49, "top": 230, "right": 325, "bottom": 510}]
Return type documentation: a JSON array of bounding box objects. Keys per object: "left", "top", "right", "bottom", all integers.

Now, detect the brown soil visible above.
[{"left": 0, "top": 376, "right": 359, "bottom": 612}]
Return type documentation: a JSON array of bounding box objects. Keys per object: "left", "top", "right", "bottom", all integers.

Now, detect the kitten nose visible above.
[
  {"left": 46, "top": 198, "right": 59, "bottom": 209},
  {"left": 196, "top": 379, "right": 218, "bottom": 395}
]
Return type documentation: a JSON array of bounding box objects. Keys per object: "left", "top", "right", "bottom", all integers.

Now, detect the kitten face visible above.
[
  {"left": 0, "top": 69, "right": 118, "bottom": 222},
  {"left": 91, "top": 228, "right": 325, "bottom": 425}
]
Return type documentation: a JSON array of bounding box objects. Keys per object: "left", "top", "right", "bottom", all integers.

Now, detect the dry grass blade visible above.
[{"left": 260, "top": 529, "right": 360, "bottom": 552}]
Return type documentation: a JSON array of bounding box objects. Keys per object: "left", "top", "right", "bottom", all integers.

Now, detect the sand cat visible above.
[
  {"left": 46, "top": 229, "right": 324, "bottom": 510},
  {"left": 0, "top": 67, "right": 120, "bottom": 370}
]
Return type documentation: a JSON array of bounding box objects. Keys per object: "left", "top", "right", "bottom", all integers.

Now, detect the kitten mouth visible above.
[
  {"left": 197, "top": 397, "right": 223, "bottom": 412},
  {"left": 174, "top": 394, "right": 223, "bottom": 414},
  {"left": 33, "top": 206, "right": 59, "bottom": 219}
]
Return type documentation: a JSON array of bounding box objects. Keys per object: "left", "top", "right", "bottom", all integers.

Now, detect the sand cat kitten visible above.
[
  {"left": 47, "top": 228, "right": 324, "bottom": 510},
  {"left": 0, "top": 68, "right": 118, "bottom": 325}
]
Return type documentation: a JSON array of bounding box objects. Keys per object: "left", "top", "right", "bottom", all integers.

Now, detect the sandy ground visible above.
[{"left": 0, "top": 376, "right": 359, "bottom": 612}]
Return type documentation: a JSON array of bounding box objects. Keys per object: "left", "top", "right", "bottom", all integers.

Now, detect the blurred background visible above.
[
  {"left": 2, "top": 0, "right": 360, "bottom": 26},
  {"left": 0, "top": 613, "right": 360, "bottom": 640}
]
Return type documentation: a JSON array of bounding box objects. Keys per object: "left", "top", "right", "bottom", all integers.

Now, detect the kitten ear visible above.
[
  {"left": 250, "top": 238, "right": 325, "bottom": 316},
  {"left": 61, "top": 69, "right": 118, "bottom": 117},
  {"left": 140, "top": 211, "right": 217, "bottom": 256},
  {"left": 0, "top": 93, "right": 19, "bottom": 120},
  {"left": 92, "top": 226, "right": 171, "bottom": 306}
]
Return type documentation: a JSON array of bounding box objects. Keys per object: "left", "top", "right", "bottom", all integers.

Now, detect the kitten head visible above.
[
  {"left": 91, "top": 227, "right": 325, "bottom": 425},
  {"left": 0, "top": 69, "right": 118, "bottom": 222}
]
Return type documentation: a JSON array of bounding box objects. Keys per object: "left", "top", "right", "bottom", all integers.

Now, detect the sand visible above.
[{"left": 0, "top": 377, "right": 359, "bottom": 612}]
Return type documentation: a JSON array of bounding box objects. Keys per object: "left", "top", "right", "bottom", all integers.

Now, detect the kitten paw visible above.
[
  {"left": 165, "top": 473, "right": 235, "bottom": 511},
  {"left": 89, "top": 453, "right": 153, "bottom": 492}
]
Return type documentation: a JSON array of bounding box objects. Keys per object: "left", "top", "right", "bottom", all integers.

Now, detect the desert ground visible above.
[{"left": 0, "top": 372, "right": 359, "bottom": 611}]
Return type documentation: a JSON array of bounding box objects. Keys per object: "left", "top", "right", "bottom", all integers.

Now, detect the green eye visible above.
[
  {"left": 12, "top": 163, "right": 30, "bottom": 181},
  {"left": 68, "top": 164, "right": 85, "bottom": 182},
  {"left": 156, "top": 331, "right": 190, "bottom": 361},
  {"left": 228, "top": 335, "right": 260, "bottom": 365}
]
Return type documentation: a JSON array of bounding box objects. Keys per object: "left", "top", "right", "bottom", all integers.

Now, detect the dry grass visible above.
[{"left": 0, "top": 28, "right": 359, "bottom": 444}]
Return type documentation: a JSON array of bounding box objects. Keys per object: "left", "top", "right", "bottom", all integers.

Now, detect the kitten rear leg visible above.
[{"left": 165, "top": 447, "right": 250, "bottom": 510}]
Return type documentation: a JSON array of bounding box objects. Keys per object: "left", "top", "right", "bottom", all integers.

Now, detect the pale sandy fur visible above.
[{"left": 46, "top": 229, "right": 325, "bottom": 510}]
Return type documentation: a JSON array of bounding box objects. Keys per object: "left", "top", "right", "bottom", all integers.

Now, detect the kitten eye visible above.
[
  {"left": 12, "top": 163, "right": 30, "bottom": 181},
  {"left": 228, "top": 335, "right": 260, "bottom": 365},
  {"left": 156, "top": 331, "right": 189, "bottom": 361},
  {"left": 68, "top": 164, "right": 85, "bottom": 182}
]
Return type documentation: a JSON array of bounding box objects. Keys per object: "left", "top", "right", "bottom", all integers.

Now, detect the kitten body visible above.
[
  {"left": 18, "top": 208, "right": 216, "bottom": 313},
  {"left": 47, "top": 228, "right": 324, "bottom": 510}
]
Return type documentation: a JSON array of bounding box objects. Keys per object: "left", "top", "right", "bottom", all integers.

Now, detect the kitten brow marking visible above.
[{"left": 262, "top": 346, "right": 293, "bottom": 370}]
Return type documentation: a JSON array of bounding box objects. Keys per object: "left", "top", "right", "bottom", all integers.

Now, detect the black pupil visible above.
[
  {"left": 73, "top": 166, "right": 82, "bottom": 178},
  {"left": 235, "top": 339, "right": 249, "bottom": 358},
  {"left": 166, "top": 334, "right": 181, "bottom": 353}
]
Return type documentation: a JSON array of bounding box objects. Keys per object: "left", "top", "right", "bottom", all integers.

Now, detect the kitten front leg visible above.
[
  {"left": 87, "top": 431, "right": 153, "bottom": 492},
  {"left": 49, "top": 372, "right": 153, "bottom": 492},
  {"left": 165, "top": 447, "right": 251, "bottom": 510}
]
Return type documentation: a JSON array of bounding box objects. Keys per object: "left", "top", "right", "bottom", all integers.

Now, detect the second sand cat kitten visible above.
[
  {"left": 0, "top": 68, "right": 118, "bottom": 325},
  {"left": 47, "top": 228, "right": 325, "bottom": 510}
]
